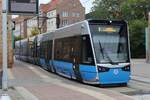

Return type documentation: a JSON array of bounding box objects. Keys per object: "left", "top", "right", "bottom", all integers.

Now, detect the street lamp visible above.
[{"left": 2, "top": 0, "right": 8, "bottom": 90}]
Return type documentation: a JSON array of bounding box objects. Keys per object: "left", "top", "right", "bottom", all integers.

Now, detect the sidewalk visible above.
[
  {"left": 4, "top": 60, "right": 133, "bottom": 100},
  {"left": 131, "top": 59, "right": 150, "bottom": 83}
]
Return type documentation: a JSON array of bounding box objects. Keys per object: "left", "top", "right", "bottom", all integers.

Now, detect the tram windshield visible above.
[{"left": 90, "top": 24, "right": 129, "bottom": 64}]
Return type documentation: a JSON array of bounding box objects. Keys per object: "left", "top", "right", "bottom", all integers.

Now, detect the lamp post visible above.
[{"left": 2, "top": 0, "right": 8, "bottom": 90}]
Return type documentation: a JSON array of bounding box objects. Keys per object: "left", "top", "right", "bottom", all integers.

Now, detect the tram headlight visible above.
[
  {"left": 97, "top": 66, "right": 110, "bottom": 72},
  {"left": 122, "top": 65, "right": 130, "bottom": 71}
]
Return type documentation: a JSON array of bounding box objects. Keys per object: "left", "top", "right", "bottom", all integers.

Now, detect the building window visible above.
[
  {"left": 73, "top": 3, "right": 76, "bottom": 7},
  {"left": 51, "top": 21, "right": 53, "bottom": 25},
  {"left": 72, "top": 12, "right": 76, "bottom": 17},
  {"left": 76, "top": 13, "right": 80, "bottom": 17},
  {"left": 62, "top": 20, "right": 68, "bottom": 26},
  {"left": 62, "top": 11, "right": 69, "bottom": 17},
  {"left": 72, "top": 12, "right": 80, "bottom": 17},
  {"left": 51, "top": 12, "right": 53, "bottom": 16}
]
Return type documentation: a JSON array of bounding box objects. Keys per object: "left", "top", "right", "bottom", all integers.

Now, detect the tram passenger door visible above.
[{"left": 72, "top": 37, "right": 82, "bottom": 82}]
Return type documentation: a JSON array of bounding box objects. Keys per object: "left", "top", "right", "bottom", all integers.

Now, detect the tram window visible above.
[
  {"left": 54, "top": 39, "right": 62, "bottom": 60},
  {"left": 40, "top": 42, "right": 45, "bottom": 58},
  {"left": 62, "top": 38, "right": 72, "bottom": 62},
  {"left": 81, "top": 36, "right": 95, "bottom": 65},
  {"left": 54, "top": 37, "right": 74, "bottom": 62},
  {"left": 47, "top": 40, "right": 53, "bottom": 60}
]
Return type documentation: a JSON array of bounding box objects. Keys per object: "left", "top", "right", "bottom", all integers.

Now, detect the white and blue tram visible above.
[{"left": 15, "top": 20, "right": 131, "bottom": 85}]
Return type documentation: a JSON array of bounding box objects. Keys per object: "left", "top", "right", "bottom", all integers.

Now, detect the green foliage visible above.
[
  {"left": 14, "top": 36, "right": 23, "bottom": 41},
  {"left": 90, "top": 0, "right": 150, "bottom": 58},
  {"left": 129, "top": 19, "right": 147, "bottom": 58},
  {"left": 31, "top": 27, "right": 40, "bottom": 37}
]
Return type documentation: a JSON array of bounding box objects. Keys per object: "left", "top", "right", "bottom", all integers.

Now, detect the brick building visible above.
[
  {"left": 46, "top": 0, "right": 85, "bottom": 32},
  {"left": 0, "top": 0, "right": 13, "bottom": 69},
  {"left": 13, "top": 0, "right": 85, "bottom": 36}
]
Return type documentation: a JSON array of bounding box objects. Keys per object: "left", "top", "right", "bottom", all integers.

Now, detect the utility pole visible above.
[
  {"left": 148, "top": 12, "right": 150, "bottom": 63},
  {"left": 2, "top": 0, "right": 8, "bottom": 90}
]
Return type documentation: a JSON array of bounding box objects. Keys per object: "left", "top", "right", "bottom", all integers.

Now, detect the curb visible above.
[{"left": 131, "top": 76, "right": 150, "bottom": 84}]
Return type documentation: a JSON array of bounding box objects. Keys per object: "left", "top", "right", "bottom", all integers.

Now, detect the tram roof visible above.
[{"left": 53, "top": 20, "right": 90, "bottom": 39}]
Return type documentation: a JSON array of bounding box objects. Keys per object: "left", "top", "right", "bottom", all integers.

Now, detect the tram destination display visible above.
[{"left": 8, "top": 0, "right": 39, "bottom": 15}]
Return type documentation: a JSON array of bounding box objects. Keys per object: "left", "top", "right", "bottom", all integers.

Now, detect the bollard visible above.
[{"left": 0, "top": 94, "right": 11, "bottom": 100}]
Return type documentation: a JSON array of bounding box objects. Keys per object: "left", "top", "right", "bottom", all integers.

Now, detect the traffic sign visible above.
[{"left": 8, "top": 0, "right": 39, "bottom": 15}]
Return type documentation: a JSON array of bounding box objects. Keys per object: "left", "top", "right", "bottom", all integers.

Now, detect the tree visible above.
[
  {"left": 30, "top": 27, "right": 40, "bottom": 37},
  {"left": 92, "top": 0, "right": 124, "bottom": 19},
  {"left": 14, "top": 35, "right": 23, "bottom": 41},
  {"left": 90, "top": 0, "right": 150, "bottom": 58}
]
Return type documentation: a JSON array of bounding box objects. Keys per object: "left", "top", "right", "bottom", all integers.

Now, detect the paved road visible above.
[
  {"left": 1, "top": 59, "right": 150, "bottom": 100},
  {"left": 4, "top": 60, "right": 134, "bottom": 100}
]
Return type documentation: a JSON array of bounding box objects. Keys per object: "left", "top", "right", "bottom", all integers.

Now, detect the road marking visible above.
[
  {"left": 8, "top": 68, "right": 15, "bottom": 79},
  {"left": 27, "top": 76, "right": 116, "bottom": 100},
  {"left": 27, "top": 66, "right": 49, "bottom": 79},
  {"left": 20, "top": 61, "right": 49, "bottom": 79},
  {"left": 54, "top": 82, "right": 115, "bottom": 100},
  {"left": 41, "top": 74, "right": 132, "bottom": 100},
  {"left": 15, "top": 87, "right": 39, "bottom": 100}
]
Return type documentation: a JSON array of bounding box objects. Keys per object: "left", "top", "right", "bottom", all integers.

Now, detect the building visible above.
[
  {"left": 38, "top": 3, "right": 49, "bottom": 33},
  {"left": 13, "top": 16, "right": 33, "bottom": 38},
  {"left": 13, "top": 0, "right": 85, "bottom": 37},
  {"left": 46, "top": 0, "right": 85, "bottom": 32},
  {"left": 13, "top": 3, "right": 48, "bottom": 37},
  {"left": 27, "top": 17, "right": 38, "bottom": 37},
  {"left": 0, "top": 0, "right": 13, "bottom": 69},
  {"left": 46, "top": 0, "right": 57, "bottom": 32}
]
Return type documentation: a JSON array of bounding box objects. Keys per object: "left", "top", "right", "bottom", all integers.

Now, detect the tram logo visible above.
[{"left": 113, "top": 69, "right": 119, "bottom": 75}]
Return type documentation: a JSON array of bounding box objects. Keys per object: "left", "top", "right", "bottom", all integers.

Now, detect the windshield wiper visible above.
[
  {"left": 98, "top": 40, "right": 116, "bottom": 65},
  {"left": 98, "top": 40, "right": 105, "bottom": 59}
]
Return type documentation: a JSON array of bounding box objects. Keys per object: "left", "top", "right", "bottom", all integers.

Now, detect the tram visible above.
[{"left": 15, "top": 20, "right": 131, "bottom": 85}]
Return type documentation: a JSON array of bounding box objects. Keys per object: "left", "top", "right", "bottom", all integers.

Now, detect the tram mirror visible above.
[{"left": 82, "top": 36, "right": 86, "bottom": 40}]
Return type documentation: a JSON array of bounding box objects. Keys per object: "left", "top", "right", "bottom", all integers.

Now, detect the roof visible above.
[
  {"left": 40, "top": 4, "right": 49, "bottom": 13},
  {"left": 47, "top": 0, "right": 83, "bottom": 12},
  {"left": 47, "top": 0, "right": 57, "bottom": 12},
  {"left": 13, "top": 16, "right": 33, "bottom": 24}
]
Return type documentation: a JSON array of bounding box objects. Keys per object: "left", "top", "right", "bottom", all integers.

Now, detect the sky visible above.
[{"left": 39, "top": 0, "right": 94, "bottom": 13}]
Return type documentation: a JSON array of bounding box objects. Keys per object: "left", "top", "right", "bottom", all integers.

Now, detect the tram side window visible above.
[
  {"left": 61, "top": 38, "right": 72, "bottom": 62},
  {"left": 54, "top": 38, "right": 72, "bottom": 62},
  {"left": 82, "top": 35, "right": 95, "bottom": 65},
  {"left": 47, "top": 40, "right": 53, "bottom": 60},
  {"left": 54, "top": 39, "right": 62, "bottom": 60},
  {"left": 28, "top": 42, "right": 32, "bottom": 57},
  {"left": 40, "top": 42, "right": 45, "bottom": 58},
  {"left": 33, "top": 41, "right": 37, "bottom": 57}
]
